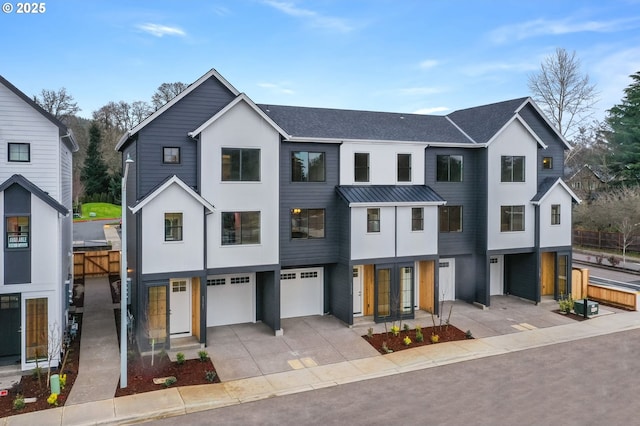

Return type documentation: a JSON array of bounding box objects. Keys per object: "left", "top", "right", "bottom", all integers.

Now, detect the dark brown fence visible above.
[{"left": 573, "top": 229, "right": 640, "bottom": 252}]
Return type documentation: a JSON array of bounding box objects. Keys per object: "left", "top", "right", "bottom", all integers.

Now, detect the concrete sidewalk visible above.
[{"left": 5, "top": 308, "right": 640, "bottom": 425}]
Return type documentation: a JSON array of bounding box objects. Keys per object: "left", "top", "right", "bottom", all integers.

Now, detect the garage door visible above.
[
  {"left": 207, "top": 274, "right": 255, "bottom": 326},
  {"left": 280, "top": 268, "right": 324, "bottom": 318}
]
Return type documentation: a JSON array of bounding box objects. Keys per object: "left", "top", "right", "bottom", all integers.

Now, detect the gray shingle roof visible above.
[
  {"left": 336, "top": 185, "right": 445, "bottom": 205},
  {"left": 258, "top": 104, "right": 473, "bottom": 144},
  {"left": 446, "top": 97, "right": 529, "bottom": 144},
  {"left": 0, "top": 174, "right": 69, "bottom": 215},
  {"left": 531, "top": 177, "right": 558, "bottom": 203}
]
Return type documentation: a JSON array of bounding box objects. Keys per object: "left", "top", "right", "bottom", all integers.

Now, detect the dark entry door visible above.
[
  {"left": 0, "top": 294, "right": 21, "bottom": 357},
  {"left": 374, "top": 265, "right": 414, "bottom": 323}
]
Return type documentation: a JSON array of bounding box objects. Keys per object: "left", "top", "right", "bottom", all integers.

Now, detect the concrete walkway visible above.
[
  {"left": 4, "top": 306, "right": 640, "bottom": 425},
  {"left": 64, "top": 276, "right": 120, "bottom": 405}
]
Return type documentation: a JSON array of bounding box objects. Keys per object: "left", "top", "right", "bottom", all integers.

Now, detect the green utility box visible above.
[{"left": 574, "top": 299, "right": 599, "bottom": 316}]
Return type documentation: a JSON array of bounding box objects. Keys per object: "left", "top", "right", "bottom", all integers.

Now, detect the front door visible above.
[
  {"left": 438, "top": 258, "right": 455, "bottom": 301},
  {"left": 170, "top": 279, "right": 191, "bottom": 336},
  {"left": 353, "top": 266, "right": 363, "bottom": 316},
  {"left": 0, "top": 294, "right": 21, "bottom": 358},
  {"left": 374, "top": 265, "right": 414, "bottom": 322},
  {"left": 490, "top": 255, "right": 504, "bottom": 295}
]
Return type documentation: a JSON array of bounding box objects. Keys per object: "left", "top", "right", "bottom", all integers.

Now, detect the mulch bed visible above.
[
  {"left": 0, "top": 314, "right": 82, "bottom": 418},
  {"left": 363, "top": 324, "right": 470, "bottom": 354}
]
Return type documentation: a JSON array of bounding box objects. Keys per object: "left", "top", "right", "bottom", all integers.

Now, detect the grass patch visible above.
[{"left": 75, "top": 202, "right": 121, "bottom": 221}]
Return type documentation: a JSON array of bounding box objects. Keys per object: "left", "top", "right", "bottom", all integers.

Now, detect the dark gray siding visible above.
[
  {"left": 518, "top": 104, "right": 567, "bottom": 183},
  {"left": 258, "top": 270, "right": 280, "bottom": 332},
  {"left": 451, "top": 255, "right": 477, "bottom": 302},
  {"left": 279, "top": 141, "right": 341, "bottom": 266},
  {"left": 475, "top": 148, "right": 489, "bottom": 305},
  {"left": 4, "top": 183, "right": 30, "bottom": 284},
  {"left": 505, "top": 252, "right": 537, "bottom": 301},
  {"left": 327, "top": 263, "right": 351, "bottom": 325},
  {"left": 136, "top": 77, "right": 236, "bottom": 198}
]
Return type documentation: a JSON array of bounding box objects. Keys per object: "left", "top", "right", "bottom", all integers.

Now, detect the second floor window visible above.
[
  {"left": 367, "top": 208, "right": 380, "bottom": 232},
  {"left": 439, "top": 206, "right": 462, "bottom": 232},
  {"left": 501, "top": 205, "right": 525, "bottom": 232},
  {"left": 291, "top": 208, "right": 325, "bottom": 239},
  {"left": 292, "top": 151, "right": 325, "bottom": 182},
  {"left": 164, "top": 213, "right": 183, "bottom": 241},
  {"left": 436, "top": 155, "right": 463, "bottom": 182},
  {"left": 551, "top": 204, "right": 561, "bottom": 225},
  {"left": 397, "top": 154, "right": 412, "bottom": 182},
  {"left": 222, "top": 148, "right": 260, "bottom": 181},
  {"left": 542, "top": 157, "right": 553, "bottom": 169},
  {"left": 501, "top": 156, "right": 525, "bottom": 182},
  {"left": 8, "top": 143, "right": 30, "bottom": 162},
  {"left": 6, "top": 216, "right": 29, "bottom": 248},
  {"left": 222, "top": 211, "right": 261, "bottom": 245},
  {"left": 163, "top": 147, "right": 180, "bottom": 164},
  {"left": 411, "top": 207, "right": 424, "bottom": 231},
  {"left": 354, "top": 153, "right": 370, "bottom": 182}
]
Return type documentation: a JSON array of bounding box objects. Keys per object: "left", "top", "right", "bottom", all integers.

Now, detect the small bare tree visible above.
[{"left": 46, "top": 322, "right": 62, "bottom": 387}]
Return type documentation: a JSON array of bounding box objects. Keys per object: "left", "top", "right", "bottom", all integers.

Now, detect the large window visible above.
[
  {"left": 367, "top": 208, "right": 380, "bottom": 233},
  {"left": 411, "top": 207, "right": 424, "bottom": 231},
  {"left": 439, "top": 206, "right": 462, "bottom": 232},
  {"left": 147, "top": 286, "right": 167, "bottom": 344},
  {"left": 436, "top": 155, "right": 463, "bottom": 182},
  {"left": 222, "top": 211, "right": 261, "bottom": 245},
  {"left": 397, "top": 154, "right": 411, "bottom": 182},
  {"left": 291, "top": 208, "right": 325, "bottom": 239},
  {"left": 8, "top": 143, "right": 30, "bottom": 162},
  {"left": 25, "top": 298, "right": 47, "bottom": 361},
  {"left": 354, "top": 153, "right": 370, "bottom": 182},
  {"left": 501, "top": 156, "right": 525, "bottom": 182},
  {"left": 292, "top": 152, "right": 325, "bottom": 182},
  {"left": 222, "top": 148, "right": 260, "bottom": 181},
  {"left": 6, "top": 216, "right": 29, "bottom": 248},
  {"left": 163, "top": 147, "right": 180, "bottom": 164},
  {"left": 399, "top": 266, "right": 413, "bottom": 314},
  {"left": 164, "top": 213, "right": 183, "bottom": 241},
  {"left": 551, "top": 204, "right": 561, "bottom": 225},
  {"left": 501, "top": 205, "right": 525, "bottom": 232}
]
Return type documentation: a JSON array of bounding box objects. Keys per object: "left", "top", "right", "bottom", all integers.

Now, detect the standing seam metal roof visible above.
[{"left": 336, "top": 185, "right": 445, "bottom": 204}]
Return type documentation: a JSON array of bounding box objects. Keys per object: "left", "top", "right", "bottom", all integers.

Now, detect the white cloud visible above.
[
  {"left": 258, "top": 82, "right": 295, "bottom": 95},
  {"left": 262, "top": 1, "right": 355, "bottom": 33},
  {"left": 419, "top": 59, "right": 439, "bottom": 70},
  {"left": 137, "top": 23, "right": 186, "bottom": 37},
  {"left": 413, "top": 106, "right": 449, "bottom": 115},
  {"left": 490, "top": 16, "right": 640, "bottom": 44}
]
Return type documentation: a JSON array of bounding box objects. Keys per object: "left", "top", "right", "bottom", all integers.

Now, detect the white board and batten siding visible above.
[
  {"left": 199, "top": 99, "right": 280, "bottom": 269},
  {"left": 487, "top": 120, "right": 537, "bottom": 251},
  {"left": 0, "top": 83, "right": 61, "bottom": 201},
  {"left": 396, "top": 205, "right": 439, "bottom": 257},
  {"left": 140, "top": 183, "right": 205, "bottom": 274},
  {"left": 538, "top": 186, "right": 573, "bottom": 248}
]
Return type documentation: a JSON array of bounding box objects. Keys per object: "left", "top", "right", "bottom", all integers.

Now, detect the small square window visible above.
[
  {"left": 163, "top": 147, "right": 180, "bottom": 164},
  {"left": 8, "top": 143, "right": 30, "bottom": 162},
  {"left": 542, "top": 157, "right": 553, "bottom": 169},
  {"left": 500, "top": 205, "right": 525, "bottom": 232}
]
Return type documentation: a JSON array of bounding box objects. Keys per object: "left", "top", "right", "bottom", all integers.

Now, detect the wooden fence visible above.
[
  {"left": 587, "top": 284, "right": 639, "bottom": 311},
  {"left": 573, "top": 229, "right": 640, "bottom": 252},
  {"left": 74, "top": 250, "right": 120, "bottom": 278}
]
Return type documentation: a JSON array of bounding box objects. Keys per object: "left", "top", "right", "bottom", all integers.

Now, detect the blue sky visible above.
[{"left": 1, "top": 0, "right": 639, "bottom": 129}]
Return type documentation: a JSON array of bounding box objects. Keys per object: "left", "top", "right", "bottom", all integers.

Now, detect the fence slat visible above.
[
  {"left": 573, "top": 229, "right": 640, "bottom": 252},
  {"left": 73, "top": 250, "right": 120, "bottom": 278}
]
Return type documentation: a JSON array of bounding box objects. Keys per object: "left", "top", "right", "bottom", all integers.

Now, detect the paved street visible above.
[{"left": 148, "top": 328, "right": 640, "bottom": 426}]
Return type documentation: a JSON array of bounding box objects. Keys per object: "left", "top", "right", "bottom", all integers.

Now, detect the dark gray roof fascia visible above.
[{"left": 0, "top": 174, "right": 69, "bottom": 215}]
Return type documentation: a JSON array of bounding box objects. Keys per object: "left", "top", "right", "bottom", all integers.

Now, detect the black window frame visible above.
[
  {"left": 221, "top": 211, "right": 261, "bottom": 245},
  {"left": 436, "top": 155, "right": 463, "bottom": 182},
  {"left": 354, "top": 153, "right": 370, "bottom": 182},
  {"left": 291, "top": 151, "right": 326, "bottom": 182},
  {"left": 439, "top": 205, "right": 463, "bottom": 233},
  {"left": 367, "top": 208, "right": 380, "bottom": 233},
  {"left": 290, "top": 208, "right": 326, "bottom": 239},
  {"left": 221, "top": 148, "right": 261, "bottom": 182},
  {"left": 542, "top": 156, "right": 553, "bottom": 170},
  {"left": 162, "top": 147, "right": 181, "bottom": 164},
  {"left": 411, "top": 207, "right": 424, "bottom": 231},
  {"left": 164, "top": 213, "right": 183, "bottom": 241},
  {"left": 397, "top": 153, "right": 412, "bottom": 182},
  {"left": 500, "top": 205, "right": 525, "bottom": 232},
  {"left": 6, "top": 215, "right": 29, "bottom": 248},
  {"left": 551, "top": 204, "right": 561, "bottom": 225},
  {"left": 501, "top": 156, "right": 526, "bottom": 182},
  {"left": 8, "top": 143, "right": 30, "bottom": 162}
]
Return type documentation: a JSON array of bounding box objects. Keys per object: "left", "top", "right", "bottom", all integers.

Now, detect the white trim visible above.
[
  {"left": 516, "top": 98, "right": 573, "bottom": 150},
  {"left": 288, "top": 136, "right": 483, "bottom": 148},
  {"left": 486, "top": 115, "right": 548, "bottom": 149},
  {"left": 188, "top": 93, "right": 290, "bottom": 138},
  {"left": 531, "top": 178, "right": 582, "bottom": 205},
  {"left": 130, "top": 175, "right": 215, "bottom": 214},
  {"left": 347, "top": 201, "right": 446, "bottom": 208},
  {"left": 116, "top": 69, "right": 241, "bottom": 150}
]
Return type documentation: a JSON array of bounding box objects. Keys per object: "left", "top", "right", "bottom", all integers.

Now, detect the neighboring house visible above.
[
  {"left": 566, "top": 164, "right": 613, "bottom": 200},
  {"left": 116, "top": 69, "right": 579, "bottom": 350},
  {"left": 0, "top": 76, "right": 78, "bottom": 371}
]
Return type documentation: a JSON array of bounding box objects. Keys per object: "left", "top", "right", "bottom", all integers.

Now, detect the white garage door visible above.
[
  {"left": 281, "top": 267, "right": 324, "bottom": 318},
  {"left": 207, "top": 274, "right": 255, "bottom": 327}
]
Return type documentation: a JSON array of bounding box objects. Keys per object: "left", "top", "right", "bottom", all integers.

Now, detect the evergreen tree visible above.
[
  {"left": 81, "top": 123, "right": 111, "bottom": 200},
  {"left": 606, "top": 71, "right": 640, "bottom": 184}
]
